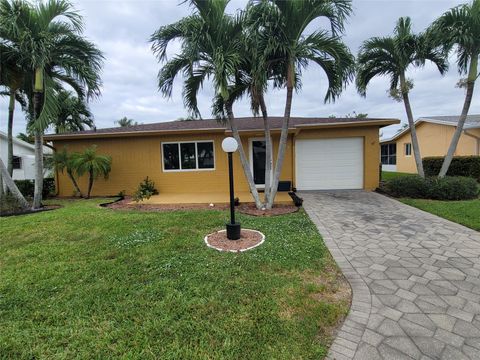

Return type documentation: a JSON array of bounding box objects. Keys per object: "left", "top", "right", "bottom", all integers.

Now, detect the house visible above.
[
  {"left": 380, "top": 115, "right": 480, "bottom": 173},
  {"left": 0, "top": 131, "right": 52, "bottom": 181},
  {"left": 44, "top": 116, "right": 399, "bottom": 201}
]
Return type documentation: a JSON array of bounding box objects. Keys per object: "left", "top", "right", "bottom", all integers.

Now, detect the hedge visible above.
[
  {"left": 14, "top": 178, "right": 55, "bottom": 198},
  {"left": 386, "top": 175, "right": 479, "bottom": 200},
  {"left": 423, "top": 156, "right": 480, "bottom": 181}
]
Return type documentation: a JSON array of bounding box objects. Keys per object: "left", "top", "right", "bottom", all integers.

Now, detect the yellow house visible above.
[
  {"left": 381, "top": 115, "right": 480, "bottom": 174},
  {"left": 44, "top": 116, "right": 398, "bottom": 203}
]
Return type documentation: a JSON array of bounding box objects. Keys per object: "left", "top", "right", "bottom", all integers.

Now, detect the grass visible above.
[
  {"left": 400, "top": 197, "right": 480, "bottom": 231},
  {"left": 381, "top": 171, "right": 415, "bottom": 181},
  {"left": 0, "top": 198, "right": 350, "bottom": 359}
]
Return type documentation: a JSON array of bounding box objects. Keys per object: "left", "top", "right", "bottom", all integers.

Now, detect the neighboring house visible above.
[
  {"left": 381, "top": 115, "right": 480, "bottom": 173},
  {"left": 0, "top": 131, "right": 52, "bottom": 180},
  {"left": 44, "top": 116, "right": 398, "bottom": 197}
]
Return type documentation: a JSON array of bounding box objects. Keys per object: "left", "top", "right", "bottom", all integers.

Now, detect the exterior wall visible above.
[
  {"left": 52, "top": 132, "right": 294, "bottom": 197},
  {"left": 395, "top": 122, "right": 480, "bottom": 173},
  {"left": 295, "top": 126, "right": 380, "bottom": 191},
  {"left": 52, "top": 125, "right": 381, "bottom": 197},
  {"left": 0, "top": 137, "right": 36, "bottom": 180}
]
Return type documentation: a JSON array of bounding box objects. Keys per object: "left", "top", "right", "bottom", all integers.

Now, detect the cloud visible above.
[{"left": 2, "top": 0, "right": 478, "bottom": 140}]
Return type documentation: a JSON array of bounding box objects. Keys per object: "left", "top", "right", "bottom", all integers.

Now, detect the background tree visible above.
[
  {"left": 357, "top": 17, "right": 448, "bottom": 178},
  {"left": 257, "top": 0, "right": 355, "bottom": 208},
  {"left": 71, "top": 146, "right": 111, "bottom": 198},
  {"left": 16, "top": 132, "right": 34, "bottom": 144},
  {"left": 115, "top": 117, "right": 138, "bottom": 127},
  {"left": 429, "top": 0, "right": 480, "bottom": 177},
  {"left": 52, "top": 90, "right": 94, "bottom": 134},
  {"left": 0, "top": 0, "right": 103, "bottom": 209}
]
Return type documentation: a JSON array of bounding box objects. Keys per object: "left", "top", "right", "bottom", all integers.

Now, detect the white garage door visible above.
[{"left": 295, "top": 138, "right": 364, "bottom": 190}]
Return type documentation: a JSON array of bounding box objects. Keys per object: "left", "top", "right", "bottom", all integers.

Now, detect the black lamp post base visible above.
[{"left": 226, "top": 222, "right": 241, "bottom": 240}]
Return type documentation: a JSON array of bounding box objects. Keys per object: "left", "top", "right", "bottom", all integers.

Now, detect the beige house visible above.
[{"left": 381, "top": 115, "right": 480, "bottom": 173}]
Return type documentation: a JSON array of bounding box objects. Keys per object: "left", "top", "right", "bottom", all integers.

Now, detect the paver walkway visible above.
[{"left": 302, "top": 191, "right": 480, "bottom": 360}]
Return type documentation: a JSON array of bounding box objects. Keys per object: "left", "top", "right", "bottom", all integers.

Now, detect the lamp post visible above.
[{"left": 221, "top": 137, "right": 241, "bottom": 240}]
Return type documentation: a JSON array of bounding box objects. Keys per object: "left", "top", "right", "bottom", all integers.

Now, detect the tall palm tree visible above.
[
  {"left": 429, "top": 0, "right": 480, "bottom": 177},
  {"left": 357, "top": 17, "right": 448, "bottom": 178},
  {"left": 45, "top": 147, "right": 83, "bottom": 197},
  {"left": 150, "top": 0, "right": 264, "bottom": 209},
  {"left": 53, "top": 90, "right": 94, "bottom": 134},
  {"left": 71, "top": 146, "right": 111, "bottom": 198},
  {"left": 0, "top": 0, "right": 103, "bottom": 209},
  {"left": 256, "top": 0, "right": 355, "bottom": 208}
]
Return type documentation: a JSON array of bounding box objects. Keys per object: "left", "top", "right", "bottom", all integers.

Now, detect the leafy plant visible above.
[
  {"left": 424, "top": 156, "right": 480, "bottom": 181},
  {"left": 133, "top": 177, "right": 159, "bottom": 202}
]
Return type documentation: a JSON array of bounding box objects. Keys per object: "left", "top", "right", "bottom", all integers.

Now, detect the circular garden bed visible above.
[{"left": 204, "top": 229, "right": 265, "bottom": 252}]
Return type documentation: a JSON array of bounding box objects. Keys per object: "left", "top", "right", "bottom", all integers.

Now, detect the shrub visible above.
[
  {"left": 423, "top": 156, "right": 480, "bottom": 181},
  {"left": 427, "top": 176, "right": 479, "bottom": 200},
  {"left": 385, "top": 175, "right": 479, "bottom": 200},
  {"left": 133, "top": 177, "right": 159, "bottom": 202},
  {"left": 14, "top": 178, "right": 55, "bottom": 198},
  {"left": 386, "top": 175, "right": 429, "bottom": 198}
]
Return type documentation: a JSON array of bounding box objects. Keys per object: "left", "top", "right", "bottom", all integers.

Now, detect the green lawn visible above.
[
  {"left": 400, "top": 198, "right": 480, "bottom": 231},
  {"left": 381, "top": 171, "right": 415, "bottom": 181},
  {"left": 0, "top": 199, "right": 349, "bottom": 359}
]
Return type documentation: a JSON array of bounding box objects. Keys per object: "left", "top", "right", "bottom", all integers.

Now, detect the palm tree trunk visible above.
[
  {"left": 32, "top": 85, "right": 44, "bottom": 209},
  {"left": 400, "top": 74, "right": 424, "bottom": 178},
  {"left": 439, "top": 54, "right": 478, "bottom": 177},
  {"left": 225, "top": 102, "right": 263, "bottom": 209},
  {"left": 259, "top": 94, "right": 272, "bottom": 207},
  {"left": 67, "top": 169, "right": 83, "bottom": 197},
  {"left": 7, "top": 89, "right": 15, "bottom": 177},
  {"left": 87, "top": 170, "right": 94, "bottom": 198},
  {"left": 0, "top": 158, "right": 29, "bottom": 209},
  {"left": 268, "top": 62, "right": 294, "bottom": 209}
]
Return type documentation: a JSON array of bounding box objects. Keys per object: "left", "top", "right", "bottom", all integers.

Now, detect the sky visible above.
[{"left": 2, "top": 0, "right": 479, "bottom": 139}]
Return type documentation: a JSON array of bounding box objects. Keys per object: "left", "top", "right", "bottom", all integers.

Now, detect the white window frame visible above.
[
  {"left": 161, "top": 140, "right": 215, "bottom": 172},
  {"left": 404, "top": 143, "right": 412, "bottom": 157}
]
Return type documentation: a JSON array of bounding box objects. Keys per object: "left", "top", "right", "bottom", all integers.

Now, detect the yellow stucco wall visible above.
[
  {"left": 395, "top": 122, "right": 480, "bottom": 173},
  {"left": 52, "top": 125, "right": 381, "bottom": 197}
]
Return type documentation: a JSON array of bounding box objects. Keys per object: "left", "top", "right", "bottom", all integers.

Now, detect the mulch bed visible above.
[
  {"left": 205, "top": 229, "right": 265, "bottom": 252},
  {"left": 237, "top": 203, "right": 298, "bottom": 216},
  {"left": 0, "top": 204, "right": 62, "bottom": 217},
  {"left": 103, "top": 197, "right": 299, "bottom": 216}
]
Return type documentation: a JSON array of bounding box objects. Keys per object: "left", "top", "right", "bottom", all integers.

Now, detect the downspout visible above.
[{"left": 463, "top": 130, "right": 480, "bottom": 155}]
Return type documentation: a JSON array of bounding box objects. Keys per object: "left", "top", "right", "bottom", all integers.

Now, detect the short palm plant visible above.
[
  {"left": 429, "top": 0, "right": 480, "bottom": 177},
  {"left": 357, "top": 17, "right": 448, "bottom": 178},
  {"left": 45, "top": 148, "right": 84, "bottom": 197},
  {"left": 71, "top": 146, "right": 111, "bottom": 199}
]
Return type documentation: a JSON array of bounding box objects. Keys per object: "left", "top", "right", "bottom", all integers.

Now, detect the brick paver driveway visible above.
[{"left": 302, "top": 191, "right": 480, "bottom": 360}]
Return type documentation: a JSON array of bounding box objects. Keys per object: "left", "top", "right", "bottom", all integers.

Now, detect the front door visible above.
[{"left": 251, "top": 140, "right": 266, "bottom": 186}]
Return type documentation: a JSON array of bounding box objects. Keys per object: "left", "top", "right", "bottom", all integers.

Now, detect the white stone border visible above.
[{"left": 204, "top": 229, "right": 265, "bottom": 252}]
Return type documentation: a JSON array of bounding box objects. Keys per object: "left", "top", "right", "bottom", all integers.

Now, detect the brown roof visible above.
[{"left": 45, "top": 116, "right": 399, "bottom": 140}]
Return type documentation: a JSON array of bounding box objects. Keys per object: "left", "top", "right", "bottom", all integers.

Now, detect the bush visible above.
[
  {"left": 14, "top": 178, "right": 56, "bottom": 198},
  {"left": 423, "top": 156, "right": 480, "bottom": 181},
  {"left": 386, "top": 175, "right": 479, "bottom": 200},
  {"left": 133, "top": 177, "right": 159, "bottom": 202}
]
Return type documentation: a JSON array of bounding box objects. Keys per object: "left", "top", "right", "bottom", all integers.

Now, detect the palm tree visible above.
[
  {"left": 429, "top": 0, "right": 480, "bottom": 177},
  {"left": 0, "top": 158, "right": 29, "bottom": 208},
  {"left": 115, "top": 117, "right": 137, "bottom": 127},
  {"left": 357, "top": 17, "right": 448, "bottom": 178},
  {"left": 71, "top": 146, "right": 111, "bottom": 198},
  {"left": 45, "top": 147, "right": 84, "bottom": 197},
  {"left": 150, "top": 0, "right": 264, "bottom": 209},
  {"left": 0, "top": 0, "right": 103, "bottom": 209},
  {"left": 256, "top": 0, "right": 355, "bottom": 208},
  {"left": 53, "top": 90, "right": 94, "bottom": 134}
]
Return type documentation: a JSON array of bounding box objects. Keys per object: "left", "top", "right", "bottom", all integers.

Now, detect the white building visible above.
[{"left": 0, "top": 131, "right": 52, "bottom": 180}]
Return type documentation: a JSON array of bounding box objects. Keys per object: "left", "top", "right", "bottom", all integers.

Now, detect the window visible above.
[
  {"left": 162, "top": 141, "right": 214, "bottom": 171},
  {"left": 381, "top": 144, "right": 396, "bottom": 165},
  {"left": 405, "top": 143, "right": 412, "bottom": 156},
  {"left": 12, "top": 156, "right": 22, "bottom": 170}
]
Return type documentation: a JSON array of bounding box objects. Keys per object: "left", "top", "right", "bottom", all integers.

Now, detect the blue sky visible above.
[{"left": 3, "top": 0, "right": 479, "bottom": 139}]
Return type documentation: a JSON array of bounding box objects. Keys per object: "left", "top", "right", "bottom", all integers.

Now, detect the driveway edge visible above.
[{"left": 305, "top": 207, "right": 371, "bottom": 360}]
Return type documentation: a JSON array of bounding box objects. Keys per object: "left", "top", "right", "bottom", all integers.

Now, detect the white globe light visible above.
[{"left": 221, "top": 137, "right": 238, "bottom": 153}]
